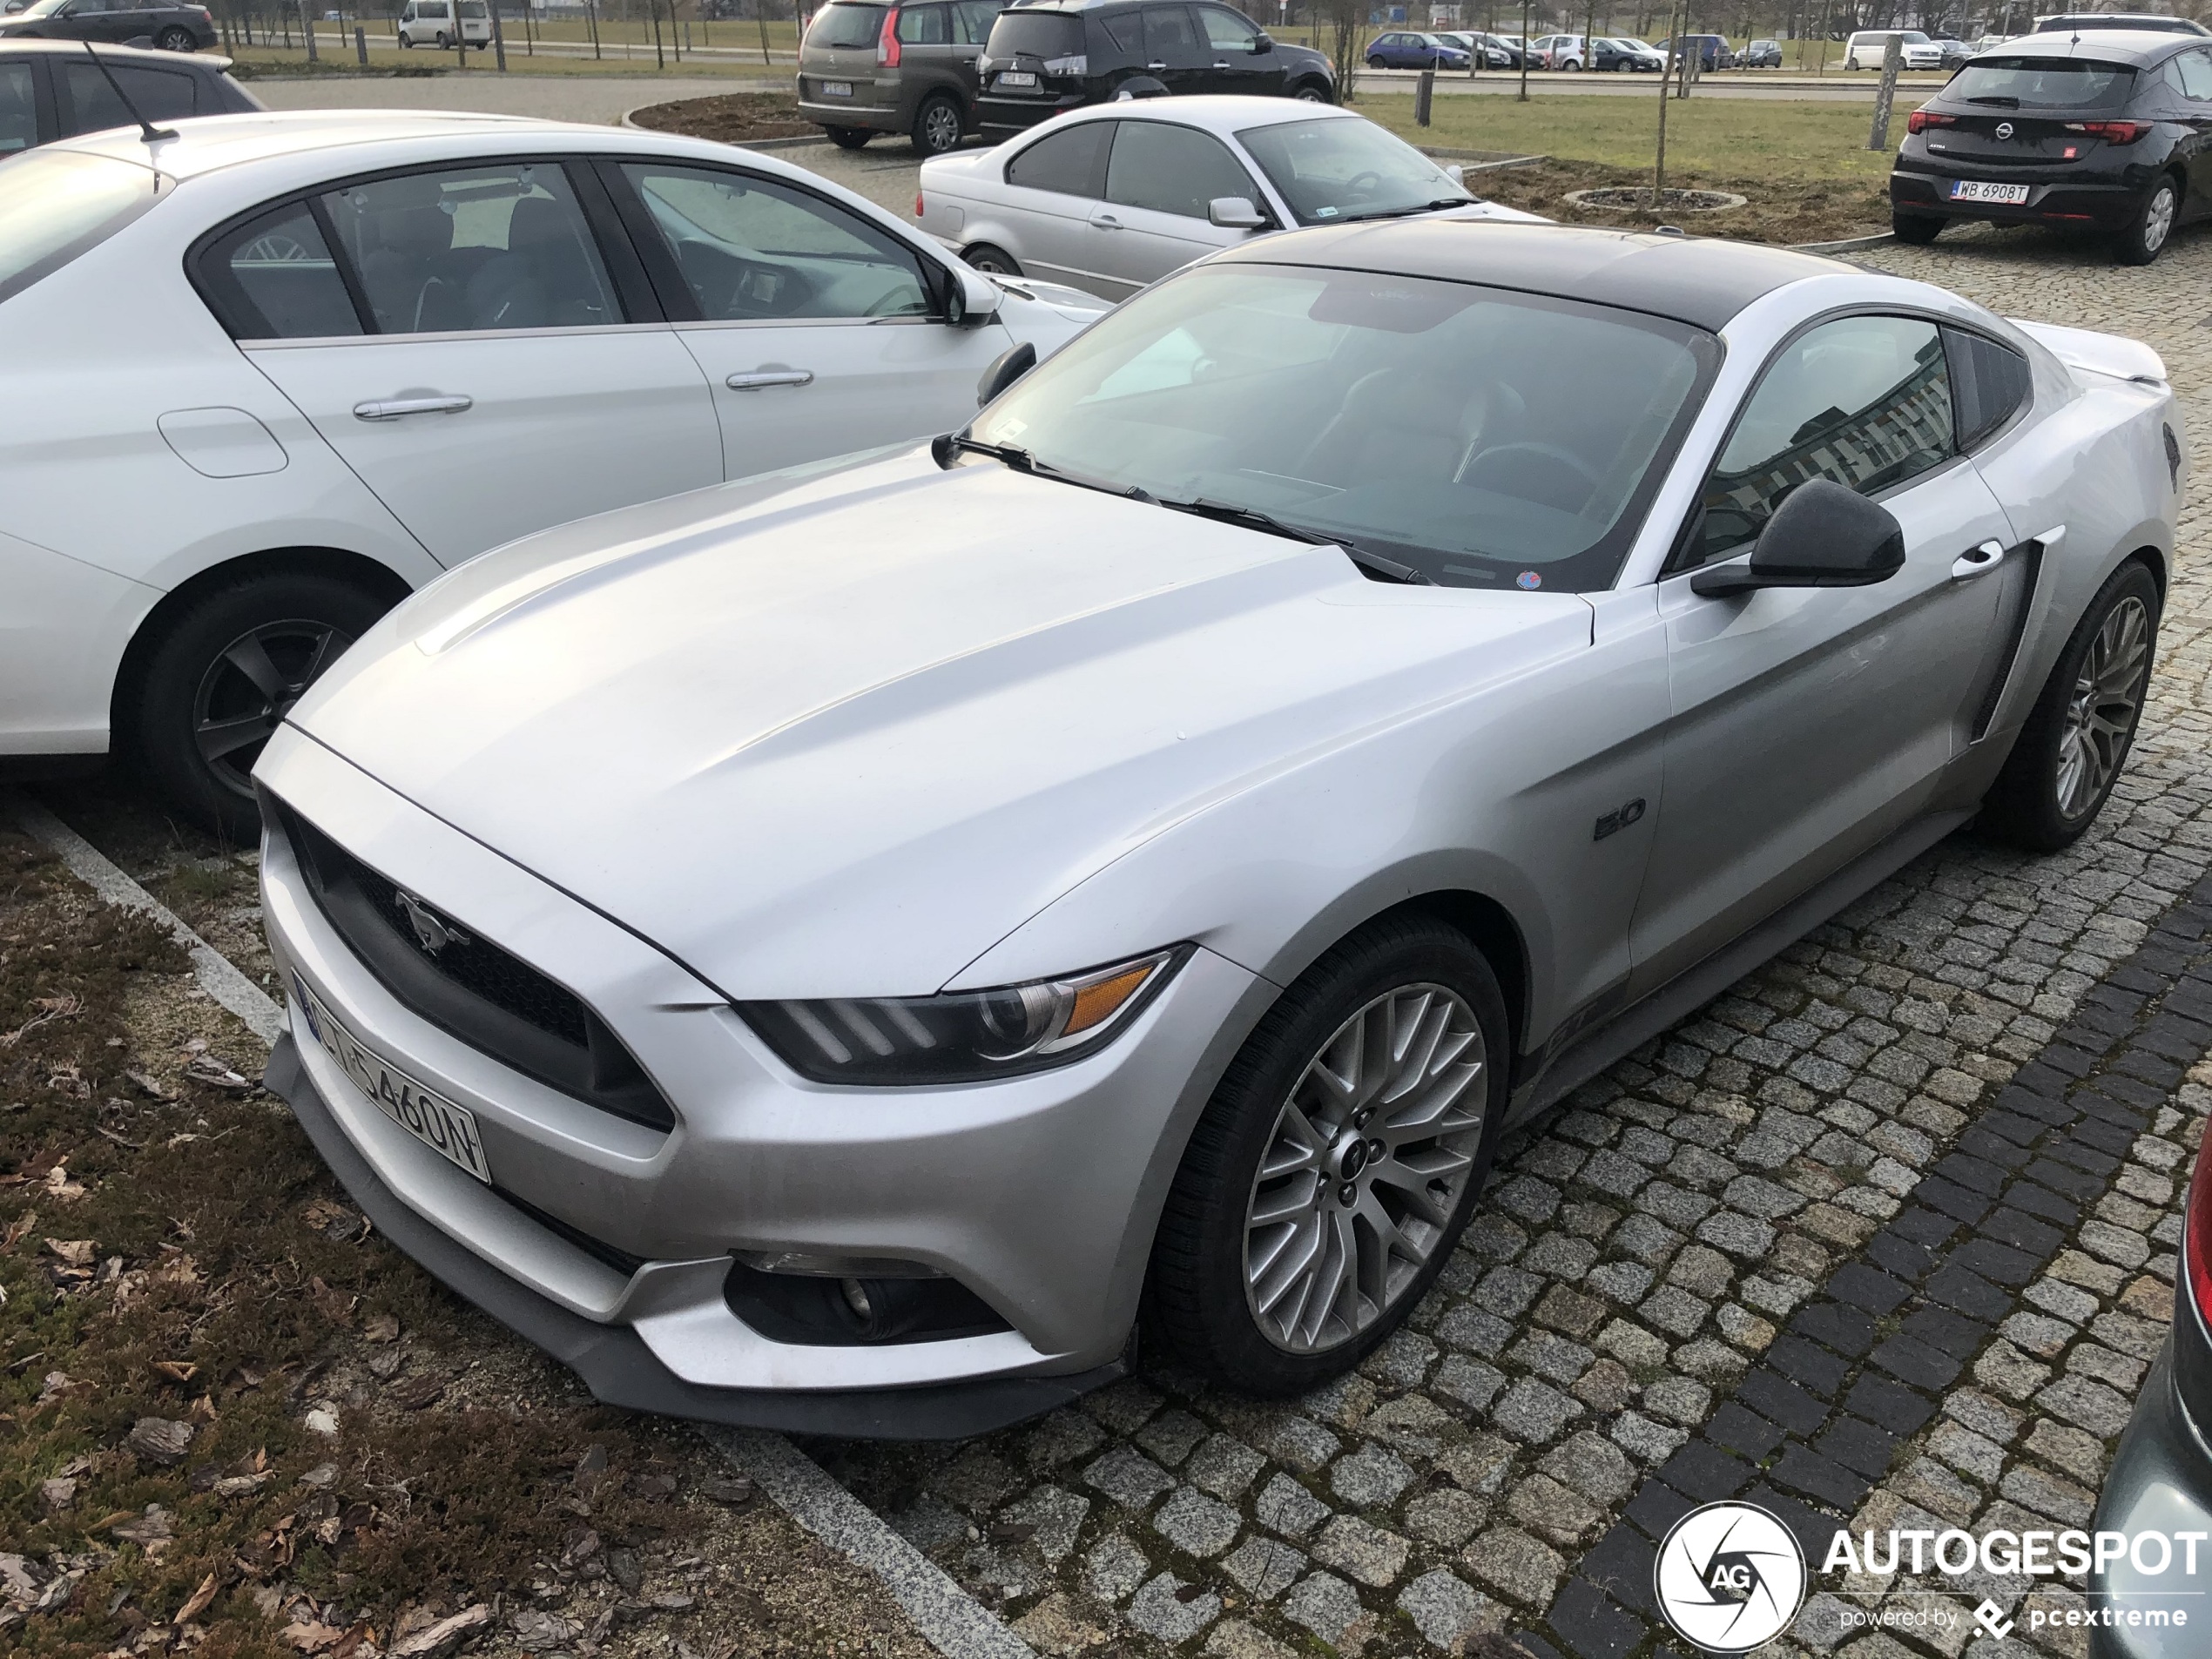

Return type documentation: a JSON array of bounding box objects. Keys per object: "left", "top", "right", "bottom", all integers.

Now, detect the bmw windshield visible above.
[
  {"left": 1236, "top": 117, "right": 1474, "bottom": 225},
  {"left": 966, "top": 262, "right": 1717, "bottom": 592}
]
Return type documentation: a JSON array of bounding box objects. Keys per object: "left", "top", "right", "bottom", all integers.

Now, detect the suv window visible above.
[
  {"left": 897, "top": 3, "right": 949, "bottom": 44},
  {"left": 953, "top": 0, "right": 1001, "bottom": 43},
  {"left": 1004, "top": 118, "right": 1111, "bottom": 196},
  {"left": 1103, "top": 120, "right": 1258, "bottom": 218},
  {"left": 1197, "top": 3, "right": 1258, "bottom": 48},
  {"left": 66, "top": 62, "right": 198, "bottom": 130},
  {"left": 623, "top": 163, "right": 932, "bottom": 321},
  {"left": 320, "top": 164, "right": 617, "bottom": 334},
  {"left": 809, "top": 2, "right": 886, "bottom": 48},
  {"left": 1143, "top": 4, "right": 1198, "bottom": 55},
  {"left": 195, "top": 203, "right": 362, "bottom": 340},
  {"left": 1693, "top": 315, "right": 1955, "bottom": 564},
  {"left": 0, "top": 64, "right": 34, "bottom": 156},
  {"left": 1946, "top": 328, "right": 2032, "bottom": 449},
  {"left": 986, "top": 9, "right": 1082, "bottom": 56}
]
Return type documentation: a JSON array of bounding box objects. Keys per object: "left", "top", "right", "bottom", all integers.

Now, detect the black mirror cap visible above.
[
  {"left": 976, "top": 340, "right": 1037, "bottom": 408},
  {"left": 1690, "top": 479, "right": 1905, "bottom": 597},
  {"left": 1252, "top": 30, "right": 1271, "bottom": 50}
]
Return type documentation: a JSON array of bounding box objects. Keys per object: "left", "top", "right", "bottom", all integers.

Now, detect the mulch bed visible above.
[
  {"left": 1465, "top": 156, "right": 1889, "bottom": 246},
  {"left": 628, "top": 93, "right": 816, "bottom": 145}
]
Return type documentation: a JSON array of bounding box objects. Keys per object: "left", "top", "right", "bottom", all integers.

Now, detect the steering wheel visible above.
[
  {"left": 865, "top": 287, "right": 921, "bottom": 318},
  {"left": 1461, "top": 442, "right": 1602, "bottom": 499},
  {"left": 1342, "top": 169, "right": 1384, "bottom": 199}
]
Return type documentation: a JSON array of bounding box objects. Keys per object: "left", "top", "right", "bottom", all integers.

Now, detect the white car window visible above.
[
  {"left": 1103, "top": 122, "right": 1260, "bottom": 219},
  {"left": 197, "top": 202, "right": 363, "bottom": 340},
  {"left": 1004, "top": 120, "right": 1112, "bottom": 197},
  {"left": 0, "top": 64, "right": 33, "bottom": 155},
  {"left": 623, "top": 163, "right": 932, "bottom": 322},
  {"left": 320, "top": 164, "right": 617, "bottom": 334},
  {"left": 0, "top": 148, "right": 160, "bottom": 302}
]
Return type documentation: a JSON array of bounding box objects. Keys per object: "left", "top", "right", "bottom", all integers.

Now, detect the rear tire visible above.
[
  {"left": 825, "top": 125, "right": 871, "bottom": 149},
  {"left": 1147, "top": 914, "right": 1509, "bottom": 1395},
  {"left": 1979, "top": 560, "right": 2159, "bottom": 853},
  {"left": 155, "top": 25, "right": 195, "bottom": 50},
  {"left": 911, "top": 93, "right": 962, "bottom": 156},
  {"left": 2114, "top": 174, "right": 2179, "bottom": 266},
  {"left": 1891, "top": 210, "right": 1944, "bottom": 245},
  {"left": 961, "top": 241, "right": 1022, "bottom": 276},
  {"left": 133, "top": 572, "right": 398, "bottom": 841}
]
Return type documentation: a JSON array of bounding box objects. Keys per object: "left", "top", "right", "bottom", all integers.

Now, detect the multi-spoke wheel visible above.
[
  {"left": 1982, "top": 560, "right": 2159, "bottom": 853},
  {"left": 133, "top": 570, "right": 399, "bottom": 840},
  {"left": 1150, "top": 915, "right": 1508, "bottom": 1393}
]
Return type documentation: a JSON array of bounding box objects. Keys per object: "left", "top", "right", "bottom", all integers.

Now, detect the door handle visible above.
[
  {"left": 353, "top": 395, "right": 472, "bottom": 420},
  {"left": 1951, "top": 540, "right": 2006, "bottom": 580},
  {"left": 1146, "top": 58, "right": 1167, "bottom": 70},
  {"left": 1090, "top": 212, "right": 1122, "bottom": 229},
  {"left": 1212, "top": 58, "right": 1231, "bottom": 67},
  {"left": 725, "top": 370, "right": 815, "bottom": 390}
]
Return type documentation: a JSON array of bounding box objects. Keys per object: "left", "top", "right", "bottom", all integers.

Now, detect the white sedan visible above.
[
  {"left": 916, "top": 97, "right": 1539, "bottom": 300},
  {"left": 0, "top": 111, "right": 1104, "bottom": 833}
]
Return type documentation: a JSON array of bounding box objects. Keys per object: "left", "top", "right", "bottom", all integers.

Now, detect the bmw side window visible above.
[
  {"left": 319, "top": 164, "right": 617, "bottom": 334},
  {"left": 1945, "top": 327, "right": 2033, "bottom": 451},
  {"left": 1103, "top": 120, "right": 1260, "bottom": 219},
  {"left": 0, "top": 65, "right": 35, "bottom": 156},
  {"left": 194, "top": 204, "right": 364, "bottom": 341},
  {"left": 1691, "top": 315, "right": 1955, "bottom": 564},
  {"left": 1004, "top": 120, "right": 1112, "bottom": 197},
  {"left": 621, "top": 163, "right": 932, "bottom": 322}
]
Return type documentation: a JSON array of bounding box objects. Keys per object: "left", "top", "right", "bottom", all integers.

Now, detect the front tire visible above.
[
  {"left": 1148, "top": 914, "right": 1509, "bottom": 1395},
  {"left": 912, "top": 93, "right": 962, "bottom": 155},
  {"left": 2114, "top": 175, "right": 2179, "bottom": 266},
  {"left": 133, "top": 572, "right": 397, "bottom": 840},
  {"left": 1291, "top": 78, "right": 1330, "bottom": 101},
  {"left": 1892, "top": 210, "right": 1944, "bottom": 244},
  {"left": 155, "top": 25, "right": 195, "bottom": 50},
  {"left": 825, "top": 125, "right": 871, "bottom": 149},
  {"left": 1980, "top": 561, "right": 2159, "bottom": 853}
]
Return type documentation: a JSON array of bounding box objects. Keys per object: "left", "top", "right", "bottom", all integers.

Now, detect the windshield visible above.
[
  {"left": 0, "top": 149, "right": 161, "bottom": 304},
  {"left": 985, "top": 10, "right": 1082, "bottom": 55},
  {"left": 966, "top": 264, "right": 1716, "bottom": 591},
  {"left": 1946, "top": 55, "right": 2134, "bottom": 105},
  {"left": 1236, "top": 117, "right": 1470, "bottom": 226},
  {"left": 808, "top": 2, "right": 886, "bottom": 47}
]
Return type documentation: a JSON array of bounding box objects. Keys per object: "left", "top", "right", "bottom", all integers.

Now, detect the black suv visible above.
[
  {"left": 1891, "top": 30, "right": 2212, "bottom": 264},
  {"left": 0, "top": 0, "right": 217, "bottom": 52},
  {"left": 0, "top": 37, "right": 254, "bottom": 153},
  {"left": 974, "top": 0, "right": 1333, "bottom": 139}
]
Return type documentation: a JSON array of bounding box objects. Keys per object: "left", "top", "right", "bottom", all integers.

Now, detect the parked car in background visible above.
[
  {"left": 795, "top": 0, "right": 1004, "bottom": 156},
  {"left": 1593, "top": 36, "right": 1662, "bottom": 70},
  {"left": 0, "top": 0, "right": 214, "bottom": 51},
  {"left": 2092, "top": 1119, "right": 2212, "bottom": 1659},
  {"left": 1458, "top": 29, "right": 1525, "bottom": 65},
  {"left": 974, "top": 0, "right": 1333, "bottom": 138},
  {"left": 1666, "top": 31, "right": 1735, "bottom": 69},
  {"left": 1365, "top": 29, "right": 1468, "bottom": 69},
  {"left": 2034, "top": 11, "right": 2210, "bottom": 36},
  {"left": 1740, "top": 37, "right": 1784, "bottom": 65},
  {"left": 919, "top": 98, "right": 1540, "bottom": 298},
  {"left": 1934, "top": 35, "right": 1973, "bottom": 68},
  {"left": 395, "top": 0, "right": 491, "bottom": 47},
  {"left": 0, "top": 111, "right": 1104, "bottom": 833},
  {"left": 1527, "top": 31, "right": 1585, "bottom": 68},
  {"left": 1891, "top": 30, "right": 2212, "bottom": 263},
  {"left": 1844, "top": 27, "right": 1942, "bottom": 68},
  {"left": 0, "top": 37, "right": 253, "bottom": 152}
]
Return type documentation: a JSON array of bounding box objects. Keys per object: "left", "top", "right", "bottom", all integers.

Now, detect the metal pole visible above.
[
  {"left": 1415, "top": 63, "right": 1433, "bottom": 122},
  {"left": 1867, "top": 29, "right": 1900, "bottom": 147}
]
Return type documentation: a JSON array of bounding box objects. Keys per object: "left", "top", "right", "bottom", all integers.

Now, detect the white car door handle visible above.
[
  {"left": 353, "top": 395, "right": 472, "bottom": 420},
  {"left": 725, "top": 370, "right": 815, "bottom": 390},
  {"left": 1951, "top": 540, "right": 2006, "bottom": 579},
  {"left": 1091, "top": 212, "right": 1123, "bottom": 229}
]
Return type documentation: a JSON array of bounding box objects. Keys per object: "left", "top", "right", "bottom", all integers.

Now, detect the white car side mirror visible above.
[
  {"left": 950, "top": 264, "right": 1001, "bottom": 327},
  {"left": 1445, "top": 163, "right": 1466, "bottom": 186},
  {"left": 1208, "top": 196, "right": 1268, "bottom": 230}
]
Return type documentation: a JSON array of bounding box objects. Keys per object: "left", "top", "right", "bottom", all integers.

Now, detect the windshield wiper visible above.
[
  {"left": 1152, "top": 497, "right": 1433, "bottom": 584},
  {"left": 934, "top": 433, "right": 1158, "bottom": 504},
  {"left": 1335, "top": 197, "right": 1477, "bottom": 224}
]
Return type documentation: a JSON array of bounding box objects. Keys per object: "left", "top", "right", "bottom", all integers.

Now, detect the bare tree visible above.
[{"left": 1325, "top": 0, "right": 1363, "bottom": 98}]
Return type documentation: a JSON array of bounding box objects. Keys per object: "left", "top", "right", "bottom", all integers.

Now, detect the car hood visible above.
[{"left": 283, "top": 449, "right": 1591, "bottom": 999}]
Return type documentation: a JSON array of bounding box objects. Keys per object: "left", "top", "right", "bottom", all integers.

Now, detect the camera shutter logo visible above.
[{"left": 1653, "top": 1502, "right": 1808, "bottom": 1653}]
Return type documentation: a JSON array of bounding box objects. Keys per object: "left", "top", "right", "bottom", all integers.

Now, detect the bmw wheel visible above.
[
  {"left": 1981, "top": 561, "right": 2159, "bottom": 853},
  {"left": 2114, "top": 175, "right": 2179, "bottom": 266},
  {"left": 913, "top": 93, "right": 962, "bottom": 155},
  {"left": 1149, "top": 914, "right": 1508, "bottom": 1393},
  {"left": 961, "top": 242, "right": 1022, "bottom": 276}
]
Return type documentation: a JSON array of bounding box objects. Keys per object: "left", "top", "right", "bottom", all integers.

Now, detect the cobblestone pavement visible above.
[{"left": 807, "top": 222, "right": 2212, "bottom": 1659}]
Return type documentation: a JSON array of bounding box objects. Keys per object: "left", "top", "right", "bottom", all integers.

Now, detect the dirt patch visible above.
[
  {"left": 628, "top": 94, "right": 817, "bottom": 145},
  {"left": 1471, "top": 156, "right": 1888, "bottom": 246},
  {"left": 0, "top": 813, "right": 941, "bottom": 1659}
]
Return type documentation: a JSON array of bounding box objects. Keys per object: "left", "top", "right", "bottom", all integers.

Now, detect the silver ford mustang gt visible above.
[{"left": 255, "top": 221, "right": 2182, "bottom": 1438}]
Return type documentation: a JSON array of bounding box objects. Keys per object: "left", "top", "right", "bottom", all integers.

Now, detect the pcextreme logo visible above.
[{"left": 1653, "top": 1502, "right": 1808, "bottom": 1654}]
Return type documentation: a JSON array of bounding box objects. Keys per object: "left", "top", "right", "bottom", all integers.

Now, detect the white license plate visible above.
[
  {"left": 997, "top": 70, "right": 1038, "bottom": 86},
  {"left": 819, "top": 78, "right": 853, "bottom": 96},
  {"left": 1951, "top": 180, "right": 2030, "bottom": 204},
  {"left": 293, "top": 973, "right": 492, "bottom": 1184}
]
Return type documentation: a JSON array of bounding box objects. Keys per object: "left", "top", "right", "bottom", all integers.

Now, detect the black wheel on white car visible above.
[
  {"left": 155, "top": 25, "right": 196, "bottom": 49},
  {"left": 134, "top": 572, "right": 397, "bottom": 840},
  {"left": 1148, "top": 914, "right": 1509, "bottom": 1394},
  {"left": 912, "top": 93, "right": 962, "bottom": 155},
  {"left": 1892, "top": 210, "right": 1944, "bottom": 245},
  {"left": 1981, "top": 560, "right": 2159, "bottom": 853},
  {"left": 2114, "top": 174, "right": 2180, "bottom": 266},
  {"left": 961, "top": 242, "right": 1022, "bottom": 276},
  {"left": 826, "top": 125, "right": 871, "bottom": 149}
]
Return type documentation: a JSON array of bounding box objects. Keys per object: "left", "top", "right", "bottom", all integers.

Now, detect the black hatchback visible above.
[
  {"left": 0, "top": 0, "right": 217, "bottom": 53},
  {"left": 1891, "top": 30, "right": 2212, "bottom": 264},
  {"left": 974, "top": 0, "right": 1334, "bottom": 138}
]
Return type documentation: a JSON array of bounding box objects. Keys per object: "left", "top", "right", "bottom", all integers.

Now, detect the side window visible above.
[
  {"left": 1946, "top": 327, "right": 2033, "bottom": 449},
  {"left": 621, "top": 163, "right": 932, "bottom": 322},
  {"left": 0, "top": 64, "right": 35, "bottom": 156},
  {"left": 953, "top": 0, "right": 1001, "bottom": 43},
  {"left": 1199, "top": 5, "right": 1258, "bottom": 47},
  {"left": 897, "top": 3, "right": 949, "bottom": 44},
  {"left": 1694, "top": 315, "right": 1954, "bottom": 564},
  {"left": 1103, "top": 120, "right": 1259, "bottom": 219},
  {"left": 195, "top": 203, "right": 364, "bottom": 341},
  {"left": 1003, "top": 119, "right": 1112, "bottom": 197},
  {"left": 66, "top": 64, "right": 196, "bottom": 131},
  {"left": 1142, "top": 4, "right": 1197, "bottom": 56},
  {"left": 2176, "top": 47, "right": 2212, "bottom": 99},
  {"left": 1101, "top": 10, "right": 1142, "bottom": 51},
  {"left": 320, "top": 163, "right": 617, "bottom": 334}
]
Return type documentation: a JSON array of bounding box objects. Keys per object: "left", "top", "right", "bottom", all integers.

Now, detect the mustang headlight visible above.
[{"left": 738, "top": 948, "right": 1186, "bottom": 1085}]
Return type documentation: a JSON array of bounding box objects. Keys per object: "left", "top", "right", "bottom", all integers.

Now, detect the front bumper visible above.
[{"left": 254, "top": 724, "right": 1258, "bottom": 1432}]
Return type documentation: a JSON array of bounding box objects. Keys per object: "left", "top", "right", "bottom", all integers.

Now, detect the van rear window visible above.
[
  {"left": 809, "top": 3, "right": 887, "bottom": 48},
  {"left": 986, "top": 10, "right": 1082, "bottom": 56}
]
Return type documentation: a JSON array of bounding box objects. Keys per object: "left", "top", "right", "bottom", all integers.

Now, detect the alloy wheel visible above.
[
  {"left": 921, "top": 100, "right": 961, "bottom": 152},
  {"left": 192, "top": 618, "right": 354, "bottom": 798},
  {"left": 2143, "top": 184, "right": 2175, "bottom": 256},
  {"left": 1242, "top": 983, "right": 1487, "bottom": 1353},
  {"left": 2055, "top": 594, "right": 2149, "bottom": 819}
]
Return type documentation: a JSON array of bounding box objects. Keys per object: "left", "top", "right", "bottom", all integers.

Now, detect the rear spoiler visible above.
[{"left": 2011, "top": 319, "right": 2168, "bottom": 386}]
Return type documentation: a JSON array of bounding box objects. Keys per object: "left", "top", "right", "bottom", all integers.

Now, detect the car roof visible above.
[
  {"left": 1217, "top": 219, "right": 1845, "bottom": 332},
  {"left": 1967, "top": 29, "right": 2189, "bottom": 62},
  {"left": 1018, "top": 93, "right": 1365, "bottom": 138},
  {"left": 0, "top": 38, "right": 235, "bottom": 70}
]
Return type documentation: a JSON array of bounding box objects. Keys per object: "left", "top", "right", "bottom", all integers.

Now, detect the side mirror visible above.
[
  {"left": 948, "top": 263, "right": 1001, "bottom": 327},
  {"left": 1251, "top": 30, "right": 1271, "bottom": 51},
  {"left": 1445, "top": 163, "right": 1465, "bottom": 186},
  {"left": 1689, "top": 479, "right": 1905, "bottom": 597},
  {"left": 977, "top": 340, "right": 1036, "bottom": 407},
  {"left": 1208, "top": 195, "right": 1267, "bottom": 229}
]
